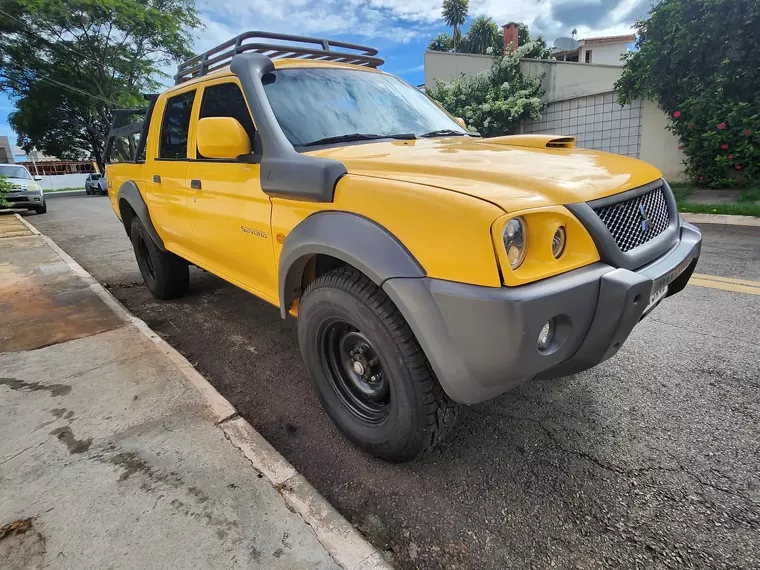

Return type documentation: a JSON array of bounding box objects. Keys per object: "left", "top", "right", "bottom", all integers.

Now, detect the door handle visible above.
[
  {"left": 153, "top": 175, "right": 161, "bottom": 183},
  {"left": 190, "top": 179, "right": 202, "bottom": 190}
]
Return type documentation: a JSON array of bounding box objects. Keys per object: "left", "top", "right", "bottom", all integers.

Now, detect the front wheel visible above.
[
  {"left": 130, "top": 217, "right": 189, "bottom": 300},
  {"left": 297, "top": 267, "right": 459, "bottom": 462},
  {"left": 34, "top": 200, "right": 47, "bottom": 214}
]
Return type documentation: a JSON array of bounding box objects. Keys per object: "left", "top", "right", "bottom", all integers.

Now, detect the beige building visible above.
[
  {"left": 0, "top": 136, "right": 14, "bottom": 164},
  {"left": 553, "top": 34, "right": 635, "bottom": 66},
  {"left": 424, "top": 37, "right": 686, "bottom": 182}
]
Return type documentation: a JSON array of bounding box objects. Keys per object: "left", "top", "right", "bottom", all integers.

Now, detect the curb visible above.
[
  {"left": 14, "top": 214, "right": 393, "bottom": 570},
  {"left": 681, "top": 213, "right": 760, "bottom": 227}
]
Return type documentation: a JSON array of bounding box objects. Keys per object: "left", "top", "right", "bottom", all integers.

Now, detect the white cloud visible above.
[{"left": 194, "top": 0, "right": 641, "bottom": 51}]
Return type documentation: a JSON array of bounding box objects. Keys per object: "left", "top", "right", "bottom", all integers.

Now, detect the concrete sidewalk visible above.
[{"left": 0, "top": 214, "right": 389, "bottom": 570}]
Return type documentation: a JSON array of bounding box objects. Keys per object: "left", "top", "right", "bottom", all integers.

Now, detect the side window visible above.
[
  {"left": 199, "top": 82, "right": 256, "bottom": 145},
  {"left": 159, "top": 90, "right": 196, "bottom": 159}
]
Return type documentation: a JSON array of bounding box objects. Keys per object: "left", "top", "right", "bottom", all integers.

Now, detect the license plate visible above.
[{"left": 644, "top": 256, "right": 693, "bottom": 315}]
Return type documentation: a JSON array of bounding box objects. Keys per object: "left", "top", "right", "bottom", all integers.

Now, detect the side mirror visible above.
[
  {"left": 34, "top": 176, "right": 43, "bottom": 181},
  {"left": 197, "top": 117, "right": 251, "bottom": 159},
  {"left": 454, "top": 117, "right": 467, "bottom": 129}
]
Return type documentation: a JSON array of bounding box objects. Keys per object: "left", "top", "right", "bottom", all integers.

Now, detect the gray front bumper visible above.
[
  {"left": 5, "top": 191, "right": 44, "bottom": 208},
  {"left": 383, "top": 222, "right": 702, "bottom": 405}
]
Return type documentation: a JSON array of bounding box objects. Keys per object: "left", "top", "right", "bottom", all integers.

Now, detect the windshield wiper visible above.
[
  {"left": 302, "top": 132, "right": 417, "bottom": 147},
  {"left": 420, "top": 129, "right": 474, "bottom": 138}
]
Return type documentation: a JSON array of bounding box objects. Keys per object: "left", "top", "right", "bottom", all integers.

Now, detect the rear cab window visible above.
[{"left": 159, "top": 90, "right": 196, "bottom": 159}]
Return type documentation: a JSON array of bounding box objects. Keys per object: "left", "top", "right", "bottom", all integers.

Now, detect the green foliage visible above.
[
  {"left": 428, "top": 33, "right": 453, "bottom": 53},
  {"left": 428, "top": 44, "right": 545, "bottom": 137},
  {"left": 441, "top": 0, "right": 468, "bottom": 51},
  {"left": 465, "top": 16, "right": 498, "bottom": 55},
  {"left": 0, "top": 176, "right": 11, "bottom": 207},
  {"left": 0, "top": 0, "right": 202, "bottom": 166},
  {"left": 616, "top": 0, "right": 760, "bottom": 187}
]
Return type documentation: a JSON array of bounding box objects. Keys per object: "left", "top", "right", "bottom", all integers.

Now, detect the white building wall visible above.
[
  {"left": 38, "top": 173, "right": 88, "bottom": 191},
  {"left": 640, "top": 100, "right": 686, "bottom": 182},
  {"left": 522, "top": 93, "right": 643, "bottom": 158},
  {"left": 580, "top": 42, "right": 628, "bottom": 66},
  {"left": 424, "top": 51, "right": 493, "bottom": 89}
]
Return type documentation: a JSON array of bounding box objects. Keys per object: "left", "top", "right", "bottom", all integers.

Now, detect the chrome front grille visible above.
[{"left": 593, "top": 185, "right": 670, "bottom": 252}]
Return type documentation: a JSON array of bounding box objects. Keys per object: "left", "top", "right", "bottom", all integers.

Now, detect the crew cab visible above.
[{"left": 104, "top": 32, "right": 701, "bottom": 462}]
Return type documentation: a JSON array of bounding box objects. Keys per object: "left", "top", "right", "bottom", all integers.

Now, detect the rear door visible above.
[
  {"left": 145, "top": 87, "right": 198, "bottom": 256},
  {"left": 184, "top": 79, "right": 277, "bottom": 303}
]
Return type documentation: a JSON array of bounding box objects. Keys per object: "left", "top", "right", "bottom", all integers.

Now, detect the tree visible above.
[
  {"left": 428, "top": 41, "right": 545, "bottom": 137},
  {"left": 616, "top": 0, "right": 759, "bottom": 186},
  {"left": 428, "top": 33, "right": 453, "bottom": 53},
  {"left": 465, "top": 16, "right": 498, "bottom": 55},
  {"left": 442, "top": 0, "right": 468, "bottom": 52},
  {"left": 0, "top": 0, "right": 201, "bottom": 167}
]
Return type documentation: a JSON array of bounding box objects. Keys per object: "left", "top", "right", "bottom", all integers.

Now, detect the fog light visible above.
[
  {"left": 537, "top": 319, "right": 555, "bottom": 351},
  {"left": 552, "top": 226, "right": 566, "bottom": 259}
]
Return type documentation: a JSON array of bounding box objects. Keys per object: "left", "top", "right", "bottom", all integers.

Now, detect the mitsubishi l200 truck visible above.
[{"left": 104, "top": 32, "right": 701, "bottom": 462}]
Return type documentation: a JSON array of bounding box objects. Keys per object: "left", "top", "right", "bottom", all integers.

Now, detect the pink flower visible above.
[
  {"left": 735, "top": 164, "right": 742, "bottom": 170},
  {"left": 673, "top": 111, "right": 681, "bottom": 118},
  {"left": 728, "top": 154, "right": 734, "bottom": 159},
  {"left": 743, "top": 129, "right": 751, "bottom": 136},
  {"left": 721, "top": 144, "right": 729, "bottom": 150},
  {"left": 699, "top": 176, "right": 705, "bottom": 181},
  {"left": 717, "top": 123, "right": 726, "bottom": 130},
  {"left": 677, "top": 145, "right": 683, "bottom": 150}
]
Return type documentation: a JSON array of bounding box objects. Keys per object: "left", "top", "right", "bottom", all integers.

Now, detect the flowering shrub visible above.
[
  {"left": 616, "top": 0, "right": 759, "bottom": 187},
  {"left": 668, "top": 95, "right": 758, "bottom": 186},
  {"left": 427, "top": 42, "right": 545, "bottom": 137},
  {"left": 0, "top": 176, "right": 12, "bottom": 207}
]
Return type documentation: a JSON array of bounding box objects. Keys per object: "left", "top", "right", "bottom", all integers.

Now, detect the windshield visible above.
[
  {"left": 0, "top": 165, "right": 32, "bottom": 179},
  {"left": 263, "top": 68, "right": 468, "bottom": 147}
]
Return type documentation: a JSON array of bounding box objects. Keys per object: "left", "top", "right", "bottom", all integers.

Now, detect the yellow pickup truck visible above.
[{"left": 105, "top": 32, "right": 701, "bottom": 462}]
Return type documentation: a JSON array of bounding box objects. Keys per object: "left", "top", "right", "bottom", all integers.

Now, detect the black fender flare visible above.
[
  {"left": 278, "top": 212, "right": 425, "bottom": 318},
  {"left": 117, "top": 180, "right": 165, "bottom": 250}
]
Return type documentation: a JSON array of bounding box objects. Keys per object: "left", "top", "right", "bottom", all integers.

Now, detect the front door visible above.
[{"left": 185, "top": 80, "right": 277, "bottom": 304}]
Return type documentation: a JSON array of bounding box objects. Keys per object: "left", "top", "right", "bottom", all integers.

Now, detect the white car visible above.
[{"left": 0, "top": 164, "right": 46, "bottom": 214}]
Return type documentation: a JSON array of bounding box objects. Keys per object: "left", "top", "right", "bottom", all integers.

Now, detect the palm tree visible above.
[
  {"left": 465, "top": 16, "right": 498, "bottom": 55},
  {"left": 428, "top": 32, "right": 453, "bottom": 52},
  {"left": 442, "top": 0, "right": 468, "bottom": 52}
]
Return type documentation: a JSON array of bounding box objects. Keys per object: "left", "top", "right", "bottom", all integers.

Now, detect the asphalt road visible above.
[{"left": 27, "top": 195, "right": 760, "bottom": 569}]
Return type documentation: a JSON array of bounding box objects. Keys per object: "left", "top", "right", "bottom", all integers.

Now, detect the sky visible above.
[{"left": 0, "top": 0, "right": 652, "bottom": 150}]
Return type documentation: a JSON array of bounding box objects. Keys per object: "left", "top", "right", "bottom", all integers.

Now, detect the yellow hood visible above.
[{"left": 310, "top": 137, "right": 663, "bottom": 212}]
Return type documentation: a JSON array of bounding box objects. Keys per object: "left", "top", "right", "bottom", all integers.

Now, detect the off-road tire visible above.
[
  {"left": 298, "top": 266, "right": 459, "bottom": 462},
  {"left": 34, "top": 200, "right": 47, "bottom": 214},
  {"left": 130, "top": 217, "right": 189, "bottom": 300}
]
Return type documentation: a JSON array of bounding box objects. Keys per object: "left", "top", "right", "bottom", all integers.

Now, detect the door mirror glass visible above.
[
  {"left": 454, "top": 117, "right": 467, "bottom": 129},
  {"left": 197, "top": 117, "right": 251, "bottom": 159}
]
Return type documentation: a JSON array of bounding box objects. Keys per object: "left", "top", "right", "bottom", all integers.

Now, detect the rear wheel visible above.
[
  {"left": 297, "top": 266, "right": 459, "bottom": 462},
  {"left": 130, "top": 217, "right": 189, "bottom": 300}
]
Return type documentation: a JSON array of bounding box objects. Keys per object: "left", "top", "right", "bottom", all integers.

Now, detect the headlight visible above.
[
  {"left": 552, "top": 226, "right": 566, "bottom": 258},
  {"left": 503, "top": 216, "right": 527, "bottom": 269}
]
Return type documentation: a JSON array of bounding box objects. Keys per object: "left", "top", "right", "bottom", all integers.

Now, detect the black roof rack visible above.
[{"left": 175, "top": 31, "right": 384, "bottom": 84}]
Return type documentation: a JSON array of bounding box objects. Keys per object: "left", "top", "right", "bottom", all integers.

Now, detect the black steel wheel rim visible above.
[
  {"left": 318, "top": 319, "right": 390, "bottom": 424},
  {"left": 137, "top": 235, "right": 156, "bottom": 280}
]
